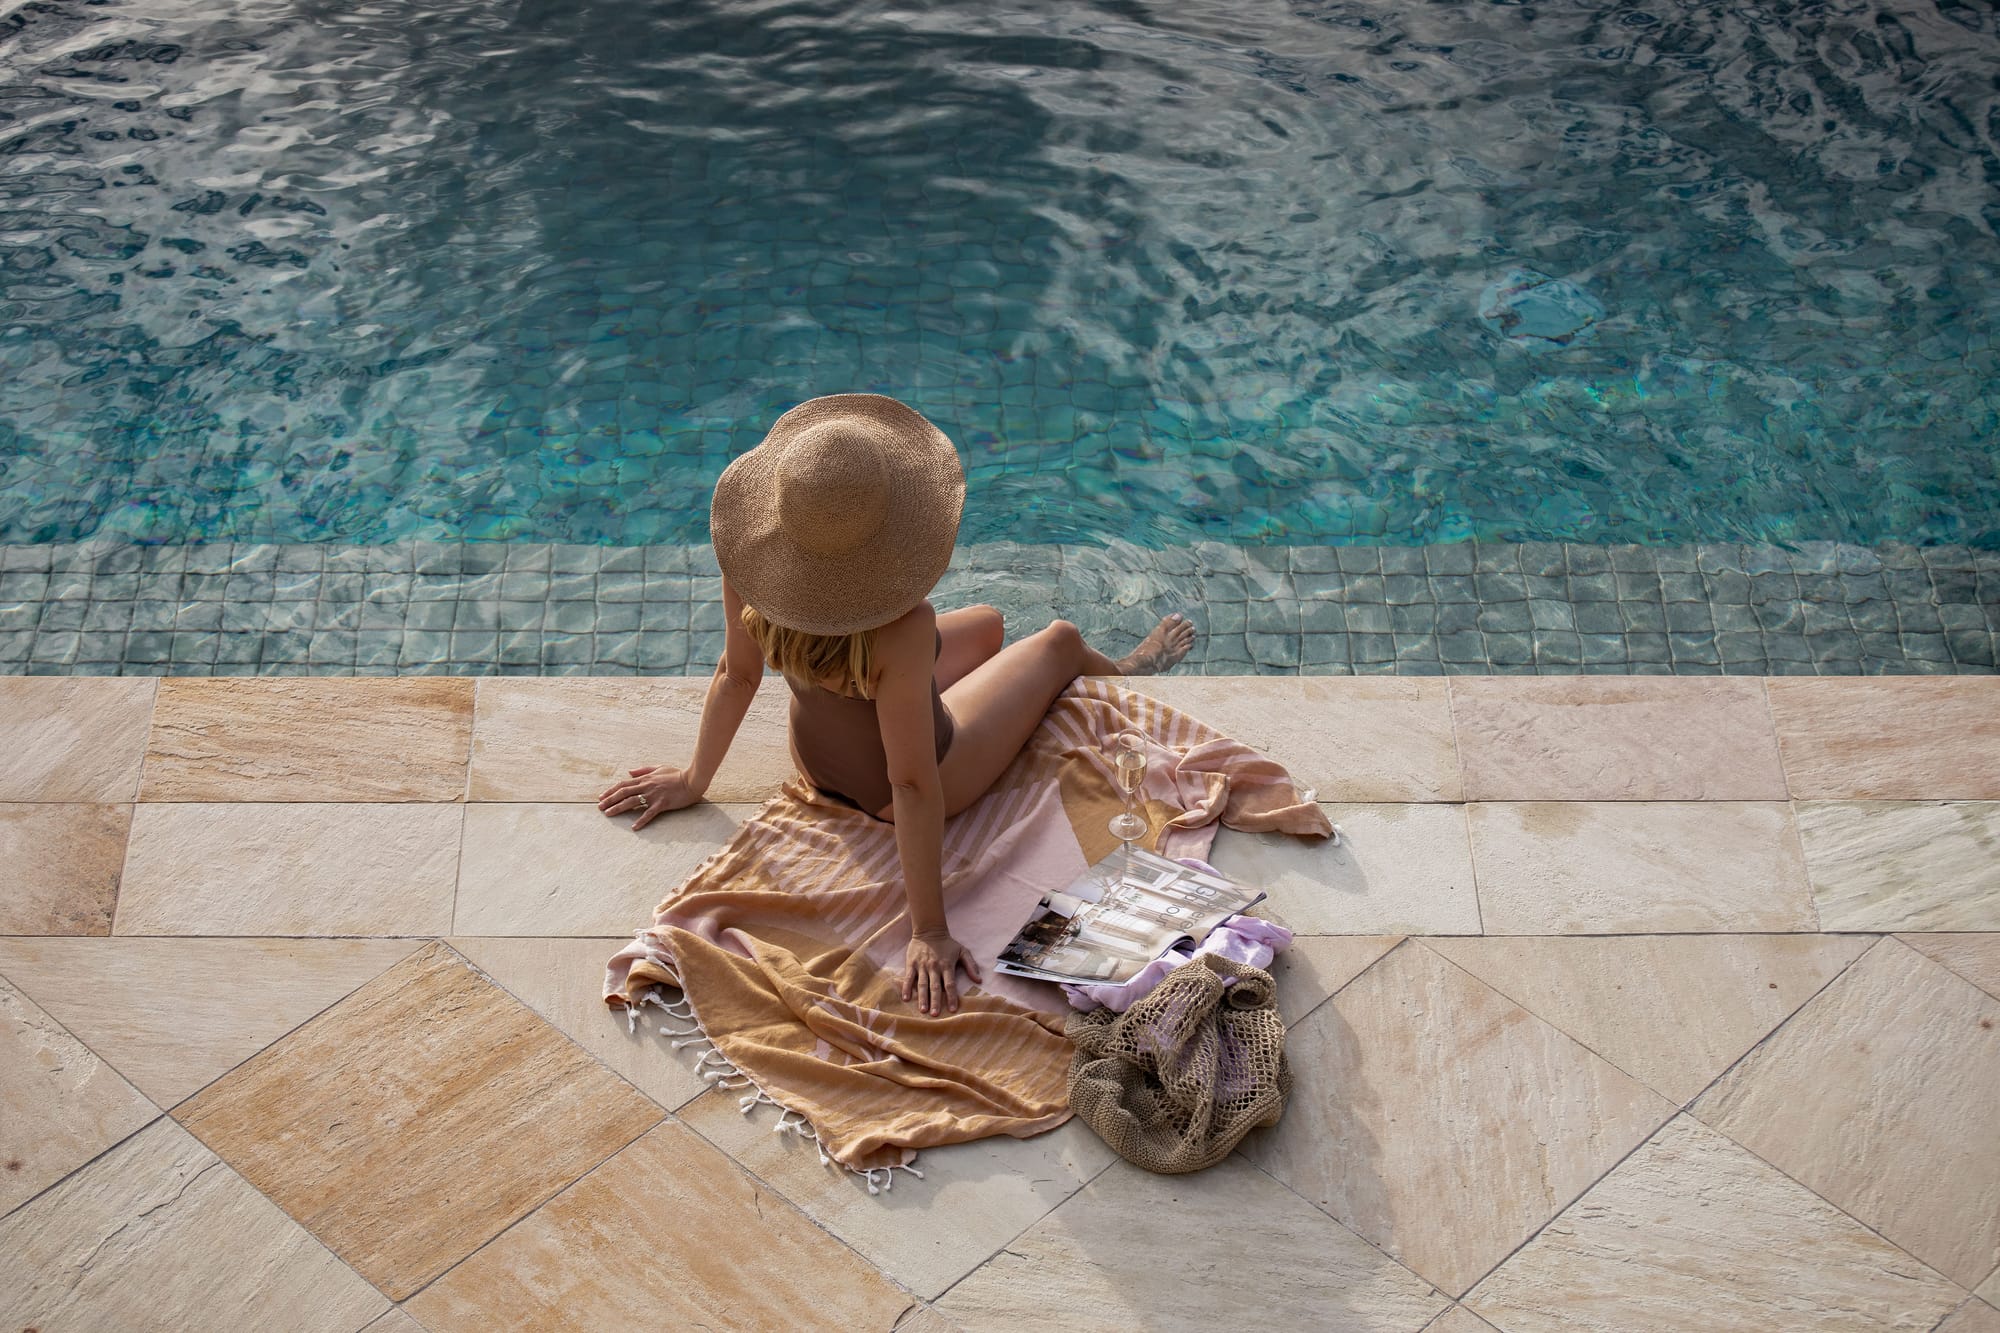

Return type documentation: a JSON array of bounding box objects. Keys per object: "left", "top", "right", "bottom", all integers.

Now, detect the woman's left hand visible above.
[{"left": 904, "top": 930, "right": 983, "bottom": 1016}]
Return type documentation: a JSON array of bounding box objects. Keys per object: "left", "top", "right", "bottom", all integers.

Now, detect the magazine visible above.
[{"left": 993, "top": 846, "right": 1266, "bottom": 985}]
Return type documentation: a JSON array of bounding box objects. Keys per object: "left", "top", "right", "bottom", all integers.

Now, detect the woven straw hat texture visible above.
[
  {"left": 709, "top": 393, "right": 966, "bottom": 635},
  {"left": 1064, "top": 954, "right": 1293, "bottom": 1175}
]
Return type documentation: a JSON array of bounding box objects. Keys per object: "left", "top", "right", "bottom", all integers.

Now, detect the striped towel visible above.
[{"left": 603, "top": 677, "right": 1331, "bottom": 1188}]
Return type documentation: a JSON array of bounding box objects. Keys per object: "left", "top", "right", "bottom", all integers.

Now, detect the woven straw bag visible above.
[{"left": 1063, "top": 953, "right": 1291, "bottom": 1173}]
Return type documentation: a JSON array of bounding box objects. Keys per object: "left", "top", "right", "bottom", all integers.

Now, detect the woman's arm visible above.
[
  {"left": 598, "top": 577, "right": 763, "bottom": 830},
  {"left": 875, "top": 603, "right": 981, "bottom": 1015}
]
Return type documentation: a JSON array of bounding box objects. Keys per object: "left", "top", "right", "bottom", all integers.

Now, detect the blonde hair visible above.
[{"left": 740, "top": 603, "right": 879, "bottom": 699}]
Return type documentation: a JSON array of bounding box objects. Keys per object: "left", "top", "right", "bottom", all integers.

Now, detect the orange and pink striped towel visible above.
[{"left": 604, "top": 677, "right": 1330, "bottom": 1184}]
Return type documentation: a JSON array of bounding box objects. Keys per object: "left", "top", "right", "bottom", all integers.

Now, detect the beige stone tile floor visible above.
[{"left": 2, "top": 674, "right": 1997, "bottom": 1332}]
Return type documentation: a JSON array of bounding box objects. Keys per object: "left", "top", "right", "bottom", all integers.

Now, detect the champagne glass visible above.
[{"left": 1107, "top": 729, "right": 1148, "bottom": 886}]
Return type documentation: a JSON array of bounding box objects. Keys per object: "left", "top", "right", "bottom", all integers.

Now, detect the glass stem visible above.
[{"left": 1127, "top": 781, "right": 1139, "bottom": 883}]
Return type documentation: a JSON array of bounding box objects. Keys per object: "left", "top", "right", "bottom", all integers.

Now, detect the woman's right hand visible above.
[{"left": 597, "top": 765, "right": 703, "bottom": 830}]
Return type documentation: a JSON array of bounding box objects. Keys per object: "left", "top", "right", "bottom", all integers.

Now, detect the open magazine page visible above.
[{"left": 994, "top": 847, "right": 1266, "bottom": 985}]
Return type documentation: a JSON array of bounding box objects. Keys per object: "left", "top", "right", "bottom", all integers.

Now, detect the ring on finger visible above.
[{"left": 634, "top": 795, "right": 648, "bottom": 811}]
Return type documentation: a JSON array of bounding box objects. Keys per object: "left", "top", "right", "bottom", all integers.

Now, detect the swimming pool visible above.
[{"left": 2, "top": 0, "right": 1997, "bottom": 550}]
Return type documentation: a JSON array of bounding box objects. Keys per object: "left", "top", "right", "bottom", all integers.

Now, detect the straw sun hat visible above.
[{"left": 710, "top": 394, "right": 966, "bottom": 636}]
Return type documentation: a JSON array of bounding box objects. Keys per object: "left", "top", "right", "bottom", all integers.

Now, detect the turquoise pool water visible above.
[{"left": 1, "top": 0, "right": 1997, "bottom": 549}]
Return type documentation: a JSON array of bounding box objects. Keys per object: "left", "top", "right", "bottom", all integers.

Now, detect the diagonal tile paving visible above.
[
  {"left": 174, "top": 942, "right": 663, "bottom": 1299},
  {"left": 1242, "top": 941, "right": 1675, "bottom": 1297},
  {"left": 1427, "top": 1308, "right": 1501, "bottom": 1333},
  {"left": 468, "top": 677, "right": 796, "bottom": 803},
  {"left": 1465, "top": 802, "right": 1814, "bottom": 934},
  {"left": 934, "top": 1156, "right": 1449, "bottom": 1332},
  {"left": 1464, "top": 1114, "right": 1965, "bottom": 1332},
  {"left": 2, "top": 674, "right": 1995, "bottom": 1323},
  {"left": 454, "top": 802, "right": 747, "bottom": 935},
  {"left": 0, "top": 1118, "right": 387, "bottom": 1331},
  {"left": 0, "top": 677, "right": 155, "bottom": 802},
  {"left": 895, "top": 1306, "right": 963, "bottom": 1333},
  {"left": 405, "top": 1119, "right": 916, "bottom": 1331},
  {"left": 1767, "top": 678, "right": 2000, "bottom": 800},
  {"left": 1898, "top": 934, "right": 2000, "bottom": 1002},
  {"left": 0, "top": 801, "right": 129, "bottom": 935},
  {"left": 1797, "top": 802, "right": 2000, "bottom": 931},
  {"left": 450, "top": 937, "right": 709, "bottom": 1111},
  {"left": 0, "top": 975, "right": 157, "bottom": 1218},
  {"left": 361, "top": 1310, "right": 430, "bottom": 1333},
  {"left": 680, "top": 1089, "right": 1117, "bottom": 1301},
  {"left": 1211, "top": 804, "right": 1480, "bottom": 934},
  {"left": 1940, "top": 1298, "right": 2000, "bottom": 1333},
  {"left": 141, "top": 677, "right": 474, "bottom": 801},
  {"left": 115, "top": 802, "right": 460, "bottom": 936},
  {"left": 0, "top": 937, "right": 422, "bottom": 1107},
  {"left": 1693, "top": 938, "right": 2000, "bottom": 1290},
  {"left": 1136, "top": 677, "right": 1463, "bottom": 802},
  {"left": 1424, "top": 934, "right": 1872, "bottom": 1104},
  {"left": 1449, "top": 677, "right": 1786, "bottom": 802},
  {"left": 1270, "top": 935, "right": 1405, "bottom": 1026}
]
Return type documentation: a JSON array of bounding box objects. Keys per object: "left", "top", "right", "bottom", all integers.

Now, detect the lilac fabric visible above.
[{"left": 1059, "top": 859, "right": 1293, "bottom": 1013}]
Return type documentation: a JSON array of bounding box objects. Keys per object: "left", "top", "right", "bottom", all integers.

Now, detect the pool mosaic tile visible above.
[{"left": 0, "top": 540, "right": 1994, "bottom": 677}]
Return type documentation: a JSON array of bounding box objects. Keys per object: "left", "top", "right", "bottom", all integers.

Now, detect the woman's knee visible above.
[
  {"left": 968, "top": 604, "right": 1005, "bottom": 653},
  {"left": 1039, "top": 618, "right": 1085, "bottom": 663}
]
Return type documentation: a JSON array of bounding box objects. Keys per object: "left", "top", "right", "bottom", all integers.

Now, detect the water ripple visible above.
[{"left": 0, "top": 0, "right": 1996, "bottom": 545}]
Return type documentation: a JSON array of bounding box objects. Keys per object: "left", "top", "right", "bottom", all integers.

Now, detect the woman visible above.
[{"left": 596, "top": 394, "right": 1195, "bottom": 1018}]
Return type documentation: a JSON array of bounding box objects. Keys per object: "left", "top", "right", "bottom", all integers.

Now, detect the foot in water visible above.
[{"left": 1115, "top": 612, "right": 1197, "bottom": 675}]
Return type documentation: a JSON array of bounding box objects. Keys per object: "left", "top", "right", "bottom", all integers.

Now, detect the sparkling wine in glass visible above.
[{"left": 1107, "top": 731, "right": 1149, "bottom": 888}]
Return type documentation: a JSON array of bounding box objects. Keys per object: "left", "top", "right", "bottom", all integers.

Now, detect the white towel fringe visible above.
[
  {"left": 628, "top": 989, "right": 699, "bottom": 1035},
  {"left": 861, "top": 1163, "right": 926, "bottom": 1196},
  {"left": 632, "top": 983, "right": 922, "bottom": 1197}
]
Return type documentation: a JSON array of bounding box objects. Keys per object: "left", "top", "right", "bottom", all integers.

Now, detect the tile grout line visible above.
[
  {"left": 1451, "top": 1107, "right": 1685, "bottom": 1309},
  {"left": 1790, "top": 795, "right": 1822, "bottom": 934},
  {"left": 1929, "top": 1297, "right": 1986, "bottom": 1333},
  {"left": 0, "top": 967, "right": 175, "bottom": 1228},
  {"left": 1273, "top": 934, "right": 1413, "bottom": 1040},
  {"left": 1442, "top": 678, "right": 1485, "bottom": 936},
  {"left": 383, "top": 1094, "right": 671, "bottom": 1311},
  {"left": 1890, "top": 935, "right": 2000, "bottom": 1005},
  {"left": 155, "top": 947, "right": 498, "bottom": 1311},
  {"left": 437, "top": 937, "right": 705, "bottom": 1117},
  {"left": 1672, "top": 933, "right": 1893, "bottom": 1117},
  {"left": 1396, "top": 937, "right": 1685, "bottom": 1300},
  {"left": 921, "top": 1147, "right": 1126, "bottom": 1315},
  {"left": 1412, "top": 932, "right": 1872, "bottom": 1106},
  {"left": 161, "top": 937, "right": 669, "bottom": 1316},
  {"left": 0, "top": 1110, "right": 169, "bottom": 1232},
  {"left": 1760, "top": 676, "right": 1829, "bottom": 935},
  {"left": 430, "top": 944, "right": 928, "bottom": 1304},
  {"left": 665, "top": 1097, "right": 939, "bottom": 1309},
  {"left": 1664, "top": 934, "right": 1981, "bottom": 1287},
  {"left": 106, "top": 676, "right": 163, "bottom": 938},
  {"left": 1233, "top": 1148, "right": 1455, "bottom": 1310},
  {"left": 158, "top": 939, "right": 432, "bottom": 1111},
  {"left": 0, "top": 1102, "right": 395, "bottom": 1323}
]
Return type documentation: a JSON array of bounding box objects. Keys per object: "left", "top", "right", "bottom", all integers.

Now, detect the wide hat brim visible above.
[{"left": 710, "top": 394, "right": 965, "bottom": 635}]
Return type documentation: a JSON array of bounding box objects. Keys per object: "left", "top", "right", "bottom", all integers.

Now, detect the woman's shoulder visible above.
[
  {"left": 872, "top": 601, "right": 938, "bottom": 678},
  {"left": 876, "top": 599, "right": 937, "bottom": 643}
]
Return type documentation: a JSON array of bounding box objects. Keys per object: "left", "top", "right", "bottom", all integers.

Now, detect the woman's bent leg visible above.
[
  {"left": 873, "top": 612, "right": 1197, "bottom": 819},
  {"left": 925, "top": 620, "right": 1095, "bottom": 816},
  {"left": 933, "top": 603, "right": 1005, "bottom": 690}
]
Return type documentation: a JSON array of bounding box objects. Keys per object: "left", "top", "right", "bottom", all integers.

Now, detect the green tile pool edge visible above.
[{"left": 0, "top": 539, "right": 1994, "bottom": 676}]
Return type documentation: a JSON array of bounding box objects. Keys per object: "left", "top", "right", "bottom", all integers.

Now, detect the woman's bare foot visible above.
[{"left": 1115, "top": 612, "right": 1197, "bottom": 674}]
